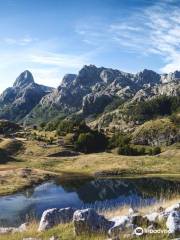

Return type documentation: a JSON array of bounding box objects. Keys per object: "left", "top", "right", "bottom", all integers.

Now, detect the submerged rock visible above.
[{"left": 38, "top": 207, "right": 76, "bottom": 231}]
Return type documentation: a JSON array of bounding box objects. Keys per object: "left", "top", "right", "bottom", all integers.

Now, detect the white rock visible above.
[
  {"left": 166, "top": 210, "right": 180, "bottom": 235},
  {"left": 0, "top": 222, "right": 28, "bottom": 234},
  {"left": 165, "top": 203, "right": 180, "bottom": 214},
  {"left": 128, "top": 208, "right": 138, "bottom": 215},
  {"left": 108, "top": 215, "right": 132, "bottom": 238},
  {"left": 0, "top": 227, "right": 16, "bottom": 234},
  {"left": 18, "top": 222, "right": 29, "bottom": 232},
  {"left": 73, "top": 208, "right": 113, "bottom": 236},
  {"left": 158, "top": 203, "right": 180, "bottom": 222},
  {"left": 145, "top": 212, "right": 159, "bottom": 222},
  {"left": 38, "top": 207, "right": 76, "bottom": 231}
]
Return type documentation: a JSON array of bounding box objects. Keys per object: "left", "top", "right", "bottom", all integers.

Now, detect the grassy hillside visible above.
[
  {"left": 0, "top": 120, "right": 21, "bottom": 134},
  {"left": 132, "top": 118, "right": 179, "bottom": 146},
  {"left": 0, "top": 134, "right": 179, "bottom": 195},
  {"left": 0, "top": 138, "right": 23, "bottom": 155}
]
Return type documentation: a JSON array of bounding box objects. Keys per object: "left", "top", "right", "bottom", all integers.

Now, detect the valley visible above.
[{"left": 0, "top": 65, "right": 179, "bottom": 239}]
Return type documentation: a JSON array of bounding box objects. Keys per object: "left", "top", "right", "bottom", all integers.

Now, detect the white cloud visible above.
[
  {"left": 29, "top": 67, "right": 63, "bottom": 87},
  {"left": 76, "top": 0, "right": 180, "bottom": 73},
  {"left": 30, "top": 52, "right": 89, "bottom": 69},
  {"left": 3, "top": 37, "right": 37, "bottom": 46},
  {"left": 0, "top": 46, "right": 91, "bottom": 91}
]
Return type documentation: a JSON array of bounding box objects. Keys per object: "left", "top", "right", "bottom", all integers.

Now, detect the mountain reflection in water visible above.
[{"left": 0, "top": 177, "right": 179, "bottom": 227}]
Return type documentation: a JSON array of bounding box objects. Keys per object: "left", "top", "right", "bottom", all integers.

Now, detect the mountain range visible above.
[{"left": 0, "top": 65, "right": 179, "bottom": 127}]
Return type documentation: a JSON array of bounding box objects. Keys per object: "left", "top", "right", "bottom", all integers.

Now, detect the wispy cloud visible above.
[
  {"left": 29, "top": 67, "right": 63, "bottom": 87},
  {"left": 30, "top": 52, "right": 89, "bottom": 69},
  {"left": 3, "top": 36, "right": 37, "bottom": 46},
  {"left": 0, "top": 40, "right": 91, "bottom": 90},
  {"left": 76, "top": 0, "right": 180, "bottom": 73}
]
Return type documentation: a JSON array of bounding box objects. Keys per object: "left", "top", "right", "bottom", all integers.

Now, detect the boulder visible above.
[
  {"left": 145, "top": 212, "right": 159, "bottom": 223},
  {"left": 108, "top": 215, "right": 132, "bottom": 238},
  {"left": 108, "top": 213, "right": 150, "bottom": 239},
  {"left": 158, "top": 203, "right": 180, "bottom": 221},
  {"left": 0, "top": 227, "right": 16, "bottom": 234},
  {"left": 165, "top": 203, "right": 180, "bottom": 214},
  {"left": 166, "top": 210, "right": 180, "bottom": 235},
  {"left": 128, "top": 208, "right": 138, "bottom": 215},
  {"left": 0, "top": 222, "right": 28, "bottom": 234},
  {"left": 130, "top": 213, "right": 149, "bottom": 226},
  {"left": 73, "top": 208, "right": 113, "bottom": 235},
  {"left": 38, "top": 207, "right": 76, "bottom": 231}
]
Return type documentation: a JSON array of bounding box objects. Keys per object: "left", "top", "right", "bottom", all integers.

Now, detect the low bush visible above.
[
  {"left": 75, "top": 131, "right": 107, "bottom": 153},
  {"left": 149, "top": 146, "right": 161, "bottom": 155}
]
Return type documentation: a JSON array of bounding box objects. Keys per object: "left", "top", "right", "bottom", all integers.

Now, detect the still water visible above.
[{"left": 0, "top": 177, "right": 179, "bottom": 226}]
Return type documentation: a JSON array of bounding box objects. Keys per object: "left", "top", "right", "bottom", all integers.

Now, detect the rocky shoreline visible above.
[{"left": 0, "top": 202, "right": 179, "bottom": 239}]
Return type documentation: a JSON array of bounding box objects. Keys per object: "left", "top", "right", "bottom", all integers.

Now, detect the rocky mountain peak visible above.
[
  {"left": 76, "top": 65, "right": 103, "bottom": 85},
  {"left": 13, "top": 70, "right": 34, "bottom": 88},
  {"left": 161, "top": 70, "right": 180, "bottom": 83},
  {"left": 60, "top": 74, "right": 77, "bottom": 88},
  {"left": 135, "top": 69, "right": 161, "bottom": 85},
  {"left": 0, "top": 70, "right": 53, "bottom": 122}
]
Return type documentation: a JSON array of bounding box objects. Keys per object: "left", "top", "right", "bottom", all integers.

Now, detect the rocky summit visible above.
[
  {"left": 0, "top": 65, "right": 180, "bottom": 125},
  {"left": 24, "top": 65, "right": 180, "bottom": 124},
  {"left": 0, "top": 70, "right": 53, "bottom": 122}
]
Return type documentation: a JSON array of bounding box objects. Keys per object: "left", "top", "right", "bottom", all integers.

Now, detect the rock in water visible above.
[
  {"left": 166, "top": 210, "right": 180, "bottom": 235},
  {"left": 73, "top": 208, "right": 113, "bottom": 235},
  {"left": 38, "top": 207, "right": 76, "bottom": 231}
]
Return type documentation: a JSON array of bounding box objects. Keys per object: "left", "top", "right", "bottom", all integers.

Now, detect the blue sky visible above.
[{"left": 0, "top": 0, "right": 180, "bottom": 91}]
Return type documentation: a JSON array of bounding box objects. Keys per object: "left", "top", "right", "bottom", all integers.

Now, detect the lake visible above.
[{"left": 0, "top": 177, "right": 179, "bottom": 227}]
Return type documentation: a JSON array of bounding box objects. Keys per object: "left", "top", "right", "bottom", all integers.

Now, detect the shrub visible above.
[
  {"left": 170, "top": 113, "right": 180, "bottom": 126},
  {"left": 149, "top": 146, "right": 161, "bottom": 155},
  {"left": 127, "top": 95, "right": 180, "bottom": 122},
  {"left": 75, "top": 131, "right": 107, "bottom": 153},
  {"left": 109, "top": 133, "right": 130, "bottom": 149},
  {"left": 110, "top": 133, "right": 147, "bottom": 156},
  {"left": 117, "top": 145, "right": 146, "bottom": 156},
  {"left": 39, "top": 122, "right": 46, "bottom": 129}
]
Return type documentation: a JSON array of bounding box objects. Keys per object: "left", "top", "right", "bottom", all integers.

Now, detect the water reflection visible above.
[{"left": 0, "top": 177, "right": 179, "bottom": 227}]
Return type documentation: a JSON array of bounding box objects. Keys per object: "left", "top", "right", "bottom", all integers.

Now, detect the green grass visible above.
[
  {"left": 0, "top": 134, "right": 179, "bottom": 195},
  {"left": 0, "top": 218, "right": 173, "bottom": 240}
]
